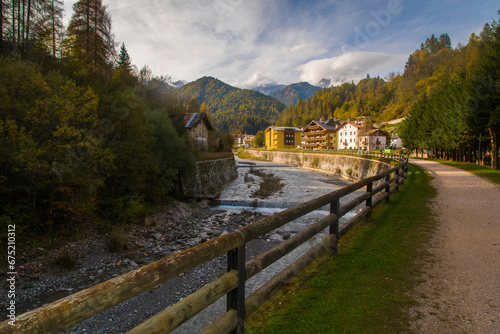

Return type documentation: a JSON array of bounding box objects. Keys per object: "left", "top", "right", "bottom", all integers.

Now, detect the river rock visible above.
[{"left": 276, "top": 229, "right": 291, "bottom": 240}]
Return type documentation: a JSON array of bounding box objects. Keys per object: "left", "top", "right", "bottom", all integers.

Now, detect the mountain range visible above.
[
  {"left": 269, "top": 82, "right": 321, "bottom": 106},
  {"left": 176, "top": 77, "right": 285, "bottom": 134},
  {"left": 175, "top": 77, "right": 323, "bottom": 133}
]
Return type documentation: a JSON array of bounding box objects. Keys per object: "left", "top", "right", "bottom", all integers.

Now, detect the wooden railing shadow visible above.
[{"left": 0, "top": 156, "right": 408, "bottom": 334}]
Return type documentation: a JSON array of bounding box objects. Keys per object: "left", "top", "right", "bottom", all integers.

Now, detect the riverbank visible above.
[{"left": 0, "top": 201, "right": 279, "bottom": 329}]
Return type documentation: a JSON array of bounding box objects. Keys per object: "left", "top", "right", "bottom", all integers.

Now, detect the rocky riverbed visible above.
[{"left": 0, "top": 201, "right": 286, "bottom": 332}]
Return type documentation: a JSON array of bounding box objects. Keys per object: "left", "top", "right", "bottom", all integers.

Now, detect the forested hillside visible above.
[
  {"left": 177, "top": 77, "right": 285, "bottom": 134},
  {"left": 277, "top": 33, "right": 455, "bottom": 128},
  {"left": 400, "top": 16, "right": 500, "bottom": 169},
  {"left": 276, "top": 20, "right": 499, "bottom": 169},
  {"left": 0, "top": 0, "right": 198, "bottom": 236}
]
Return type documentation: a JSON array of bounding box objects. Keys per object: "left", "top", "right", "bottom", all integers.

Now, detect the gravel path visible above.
[{"left": 409, "top": 159, "right": 500, "bottom": 334}]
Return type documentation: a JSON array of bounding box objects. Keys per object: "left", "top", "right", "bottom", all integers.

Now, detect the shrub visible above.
[
  {"left": 107, "top": 227, "right": 129, "bottom": 252},
  {"left": 311, "top": 157, "right": 320, "bottom": 168},
  {"left": 53, "top": 248, "right": 78, "bottom": 269}
]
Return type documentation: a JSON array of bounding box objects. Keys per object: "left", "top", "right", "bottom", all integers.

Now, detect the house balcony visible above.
[
  {"left": 303, "top": 136, "right": 327, "bottom": 142},
  {"left": 303, "top": 131, "right": 326, "bottom": 137}
]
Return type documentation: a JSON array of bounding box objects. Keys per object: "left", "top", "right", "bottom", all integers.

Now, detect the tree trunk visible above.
[
  {"left": 17, "top": 0, "right": 20, "bottom": 49},
  {"left": 25, "top": 0, "right": 30, "bottom": 51},
  {"left": 490, "top": 127, "right": 499, "bottom": 170},
  {"left": 11, "top": 0, "right": 15, "bottom": 46},
  {"left": 0, "top": 0, "right": 3, "bottom": 54},
  {"left": 21, "top": 0, "right": 24, "bottom": 52},
  {"left": 51, "top": 0, "right": 56, "bottom": 57}
]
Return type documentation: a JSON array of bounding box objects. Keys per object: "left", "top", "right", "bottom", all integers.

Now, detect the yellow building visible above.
[{"left": 265, "top": 126, "right": 303, "bottom": 149}]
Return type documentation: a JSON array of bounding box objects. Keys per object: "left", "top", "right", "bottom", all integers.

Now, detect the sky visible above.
[{"left": 63, "top": 0, "right": 500, "bottom": 88}]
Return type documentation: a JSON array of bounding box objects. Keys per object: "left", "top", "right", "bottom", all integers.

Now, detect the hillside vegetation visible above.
[
  {"left": 276, "top": 15, "right": 500, "bottom": 169},
  {"left": 177, "top": 77, "right": 285, "bottom": 134},
  {"left": 0, "top": 0, "right": 199, "bottom": 237},
  {"left": 277, "top": 33, "right": 455, "bottom": 127}
]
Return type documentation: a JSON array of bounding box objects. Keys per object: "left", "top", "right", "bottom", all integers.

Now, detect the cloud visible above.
[
  {"left": 62, "top": 0, "right": 499, "bottom": 87},
  {"left": 298, "top": 51, "right": 408, "bottom": 86}
]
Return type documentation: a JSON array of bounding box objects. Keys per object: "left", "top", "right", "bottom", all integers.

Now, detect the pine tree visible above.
[
  {"left": 66, "top": 0, "right": 115, "bottom": 74},
  {"left": 474, "top": 13, "right": 500, "bottom": 169},
  {"left": 0, "top": 0, "right": 63, "bottom": 58},
  {"left": 37, "top": 0, "right": 64, "bottom": 58},
  {"left": 116, "top": 42, "right": 131, "bottom": 71},
  {"left": 439, "top": 33, "right": 452, "bottom": 49}
]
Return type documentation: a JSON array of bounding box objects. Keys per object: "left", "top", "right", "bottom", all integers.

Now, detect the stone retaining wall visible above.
[
  {"left": 247, "top": 150, "right": 391, "bottom": 181},
  {"left": 182, "top": 156, "right": 238, "bottom": 196}
]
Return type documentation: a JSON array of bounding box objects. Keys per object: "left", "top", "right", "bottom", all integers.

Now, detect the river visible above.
[
  {"left": 171, "top": 157, "right": 365, "bottom": 333},
  {"left": 43, "top": 157, "right": 365, "bottom": 333}
]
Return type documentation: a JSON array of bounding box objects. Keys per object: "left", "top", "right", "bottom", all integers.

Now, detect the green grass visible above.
[
  {"left": 246, "top": 164, "right": 436, "bottom": 334},
  {"left": 195, "top": 151, "right": 234, "bottom": 161},
  {"left": 433, "top": 159, "right": 500, "bottom": 186}
]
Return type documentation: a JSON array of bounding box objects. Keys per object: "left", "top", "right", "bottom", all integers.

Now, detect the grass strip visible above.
[
  {"left": 246, "top": 164, "right": 436, "bottom": 334},
  {"left": 433, "top": 159, "right": 500, "bottom": 186},
  {"left": 195, "top": 151, "right": 234, "bottom": 161}
]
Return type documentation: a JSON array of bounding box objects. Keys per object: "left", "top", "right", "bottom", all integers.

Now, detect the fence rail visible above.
[{"left": 0, "top": 155, "right": 408, "bottom": 334}]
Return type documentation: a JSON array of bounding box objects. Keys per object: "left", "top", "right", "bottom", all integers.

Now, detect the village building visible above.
[
  {"left": 390, "top": 135, "right": 403, "bottom": 149},
  {"left": 234, "top": 134, "right": 254, "bottom": 147},
  {"left": 243, "top": 135, "right": 254, "bottom": 148},
  {"left": 265, "top": 126, "right": 302, "bottom": 149},
  {"left": 336, "top": 121, "right": 361, "bottom": 150},
  {"left": 302, "top": 118, "right": 341, "bottom": 150},
  {"left": 234, "top": 134, "right": 246, "bottom": 146},
  {"left": 358, "top": 128, "right": 390, "bottom": 151},
  {"left": 184, "top": 112, "right": 214, "bottom": 150}
]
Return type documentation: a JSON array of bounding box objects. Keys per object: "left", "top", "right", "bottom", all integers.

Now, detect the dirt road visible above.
[{"left": 409, "top": 159, "right": 500, "bottom": 333}]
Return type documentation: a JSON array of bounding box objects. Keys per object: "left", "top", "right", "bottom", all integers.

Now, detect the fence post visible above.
[
  {"left": 395, "top": 168, "right": 400, "bottom": 192},
  {"left": 227, "top": 245, "right": 246, "bottom": 334},
  {"left": 366, "top": 182, "right": 373, "bottom": 222},
  {"left": 330, "top": 198, "right": 340, "bottom": 256},
  {"left": 385, "top": 172, "right": 391, "bottom": 203},
  {"left": 399, "top": 164, "right": 405, "bottom": 185}
]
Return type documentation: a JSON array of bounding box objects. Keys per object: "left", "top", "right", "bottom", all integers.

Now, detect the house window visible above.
[{"left": 284, "top": 132, "right": 295, "bottom": 146}]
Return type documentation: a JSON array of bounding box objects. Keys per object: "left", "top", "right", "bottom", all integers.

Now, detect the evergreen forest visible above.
[
  {"left": 177, "top": 77, "right": 285, "bottom": 134},
  {"left": 0, "top": 0, "right": 204, "bottom": 236}
]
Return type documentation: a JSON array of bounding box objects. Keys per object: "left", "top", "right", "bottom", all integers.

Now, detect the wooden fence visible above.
[{"left": 0, "top": 156, "right": 408, "bottom": 334}]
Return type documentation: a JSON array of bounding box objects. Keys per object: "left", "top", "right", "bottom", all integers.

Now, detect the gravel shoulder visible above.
[{"left": 409, "top": 159, "right": 500, "bottom": 334}]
